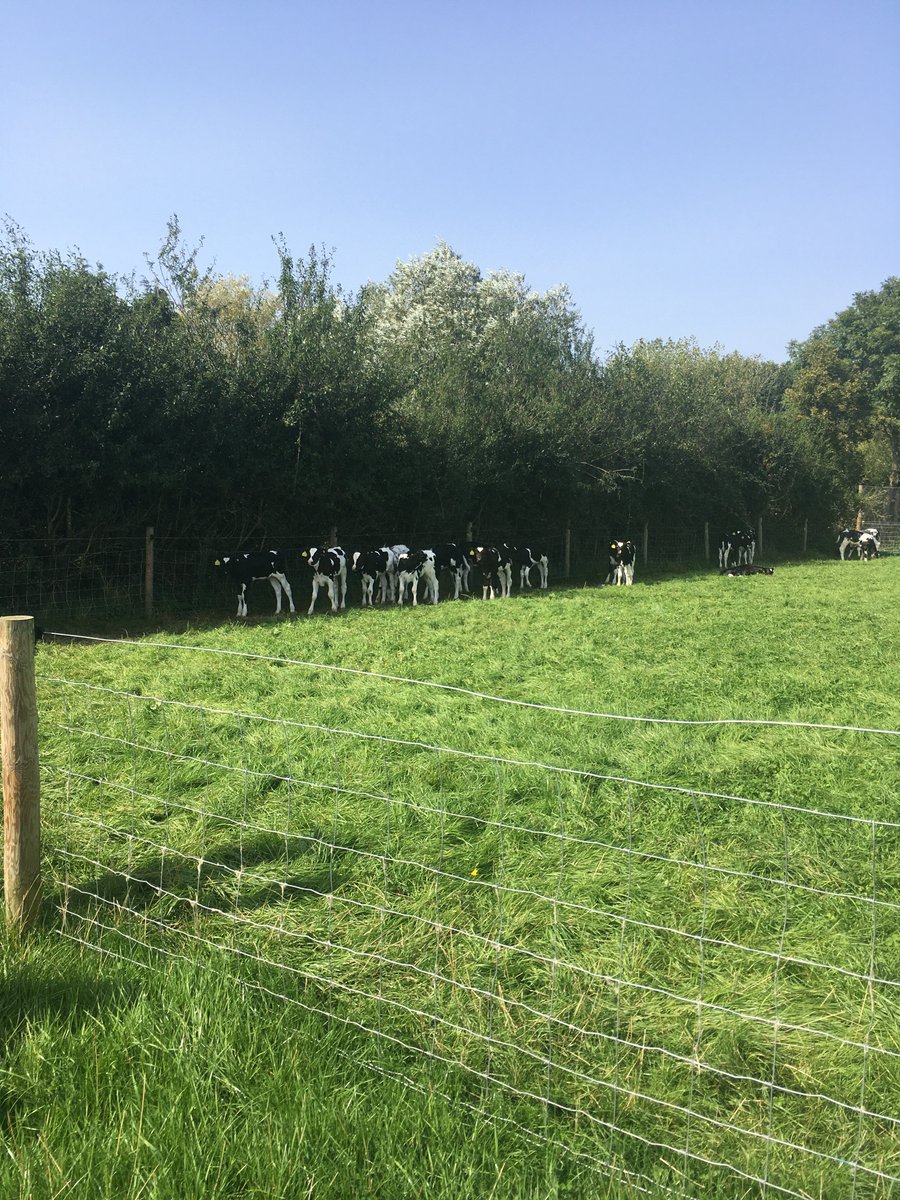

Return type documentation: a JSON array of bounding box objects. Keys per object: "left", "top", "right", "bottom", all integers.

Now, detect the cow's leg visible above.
[
  {"left": 338, "top": 569, "right": 347, "bottom": 609},
  {"left": 269, "top": 576, "right": 283, "bottom": 614},
  {"left": 326, "top": 578, "right": 338, "bottom": 613},
  {"left": 625, "top": 563, "right": 634, "bottom": 585},
  {"left": 307, "top": 578, "right": 319, "bottom": 616},
  {"left": 539, "top": 558, "right": 548, "bottom": 588},
  {"left": 237, "top": 585, "right": 247, "bottom": 617},
  {"left": 276, "top": 573, "right": 296, "bottom": 613}
]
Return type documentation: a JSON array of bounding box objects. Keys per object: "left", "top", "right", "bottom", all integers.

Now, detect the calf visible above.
[
  {"left": 214, "top": 550, "right": 295, "bottom": 618},
  {"left": 351, "top": 547, "right": 400, "bottom": 606},
  {"left": 395, "top": 549, "right": 439, "bottom": 605},
  {"left": 504, "top": 544, "right": 549, "bottom": 590},
  {"left": 471, "top": 545, "right": 512, "bottom": 599},
  {"left": 427, "top": 542, "right": 467, "bottom": 599},
  {"left": 837, "top": 527, "right": 880, "bottom": 560},
  {"left": 605, "top": 539, "right": 636, "bottom": 586},
  {"left": 721, "top": 564, "right": 774, "bottom": 576},
  {"left": 857, "top": 531, "right": 880, "bottom": 561},
  {"left": 299, "top": 545, "right": 348, "bottom": 614},
  {"left": 718, "top": 529, "right": 756, "bottom": 569}
]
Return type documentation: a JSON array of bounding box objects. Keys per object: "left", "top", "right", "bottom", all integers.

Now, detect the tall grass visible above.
[{"left": 3, "top": 557, "right": 899, "bottom": 1198}]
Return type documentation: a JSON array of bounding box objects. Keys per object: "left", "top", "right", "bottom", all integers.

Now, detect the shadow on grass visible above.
[{"left": 53, "top": 828, "right": 359, "bottom": 921}]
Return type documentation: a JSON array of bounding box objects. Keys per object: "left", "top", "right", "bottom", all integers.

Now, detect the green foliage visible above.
[
  {"left": 787, "top": 277, "right": 900, "bottom": 486},
  {"left": 0, "top": 220, "right": 889, "bottom": 540}
]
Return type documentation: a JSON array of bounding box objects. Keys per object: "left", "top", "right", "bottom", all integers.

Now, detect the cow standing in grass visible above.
[
  {"left": 299, "top": 546, "right": 348, "bottom": 614},
  {"left": 214, "top": 551, "right": 295, "bottom": 618}
]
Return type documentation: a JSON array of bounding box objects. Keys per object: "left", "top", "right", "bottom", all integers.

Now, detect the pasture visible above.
[{"left": 2, "top": 556, "right": 899, "bottom": 1199}]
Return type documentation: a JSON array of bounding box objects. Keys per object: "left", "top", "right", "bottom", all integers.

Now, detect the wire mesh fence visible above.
[
  {"left": 30, "top": 637, "right": 900, "bottom": 1198},
  {"left": 1, "top": 521, "right": 835, "bottom": 622}
]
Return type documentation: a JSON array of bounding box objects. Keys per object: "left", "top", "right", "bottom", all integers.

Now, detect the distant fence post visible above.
[
  {"left": 642, "top": 522, "right": 649, "bottom": 565},
  {"left": 144, "top": 526, "right": 155, "bottom": 618},
  {"left": 757, "top": 517, "right": 764, "bottom": 558},
  {"left": 803, "top": 518, "right": 808, "bottom": 555},
  {"left": 704, "top": 521, "right": 710, "bottom": 562},
  {"left": 328, "top": 526, "right": 338, "bottom": 548},
  {"left": 856, "top": 484, "right": 864, "bottom": 531},
  {"left": 1, "top": 616, "right": 42, "bottom": 932},
  {"left": 564, "top": 525, "right": 571, "bottom": 579}
]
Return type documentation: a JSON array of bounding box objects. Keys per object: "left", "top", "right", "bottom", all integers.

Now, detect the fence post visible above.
[
  {"left": 757, "top": 516, "right": 764, "bottom": 558},
  {"left": 144, "top": 526, "right": 155, "bottom": 619},
  {"left": 856, "top": 483, "right": 864, "bottom": 531},
  {"left": 1, "top": 616, "right": 42, "bottom": 932},
  {"left": 564, "top": 525, "right": 571, "bottom": 579},
  {"left": 704, "top": 521, "right": 710, "bottom": 562},
  {"left": 642, "top": 522, "right": 649, "bottom": 566},
  {"left": 803, "top": 518, "right": 808, "bottom": 555},
  {"left": 328, "top": 526, "right": 338, "bottom": 548}
]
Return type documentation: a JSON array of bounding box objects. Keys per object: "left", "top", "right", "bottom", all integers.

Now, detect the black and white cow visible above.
[
  {"left": 605, "top": 539, "right": 636, "bottom": 586},
  {"left": 471, "top": 546, "right": 512, "bottom": 599},
  {"left": 857, "top": 531, "right": 880, "bottom": 561},
  {"left": 395, "top": 549, "right": 439, "bottom": 605},
  {"left": 837, "top": 527, "right": 880, "bottom": 560},
  {"left": 427, "top": 543, "right": 468, "bottom": 599},
  {"left": 721, "top": 564, "right": 774, "bottom": 577},
  {"left": 718, "top": 529, "right": 756, "bottom": 569},
  {"left": 214, "top": 550, "right": 295, "bottom": 618},
  {"left": 504, "top": 544, "right": 549, "bottom": 590},
  {"left": 351, "top": 546, "right": 408, "bottom": 606},
  {"left": 299, "top": 545, "right": 348, "bottom": 614}
]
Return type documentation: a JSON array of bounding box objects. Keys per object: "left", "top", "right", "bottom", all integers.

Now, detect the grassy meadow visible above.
[{"left": 2, "top": 555, "right": 900, "bottom": 1199}]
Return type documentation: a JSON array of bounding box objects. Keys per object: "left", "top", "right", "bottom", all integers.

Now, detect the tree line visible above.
[{"left": 1, "top": 216, "right": 897, "bottom": 547}]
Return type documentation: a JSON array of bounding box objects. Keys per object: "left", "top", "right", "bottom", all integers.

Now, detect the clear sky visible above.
[{"left": 4, "top": 0, "right": 898, "bottom": 363}]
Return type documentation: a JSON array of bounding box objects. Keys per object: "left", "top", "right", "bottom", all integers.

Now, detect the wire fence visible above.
[
  {"left": 27, "top": 635, "right": 900, "bottom": 1198},
  {"left": 0, "top": 520, "right": 844, "bottom": 621}
]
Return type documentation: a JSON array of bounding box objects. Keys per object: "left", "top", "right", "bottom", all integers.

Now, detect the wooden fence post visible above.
[
  {"left": 564, "top": 525, "right": 571, "bottom": 579},
  {"left": 704, "top": 521, "right": 710, "bottom": 562},
  {"left": 803, "top": 518, "right": 808, "bottom": 555},
  {"left": 757, "top": 516, "right": 764, "bottom": 558},
  {"left": 144, "top": 526, "right": 155, "bottom": 619},
  {"left": 642, "top": 522, "right": 649, "bottom": 566},
  {"left": 1, "top": 616, "right": 42, "bottom": 931}
]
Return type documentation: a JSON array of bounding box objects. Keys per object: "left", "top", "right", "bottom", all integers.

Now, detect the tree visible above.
[{"left": 786, "top": 278, "right": 900, "bottom": 487}]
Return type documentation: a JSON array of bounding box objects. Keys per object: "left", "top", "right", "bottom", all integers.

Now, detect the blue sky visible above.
[{"left": 4, "top": 0, "right": 898, "bottom": 362}]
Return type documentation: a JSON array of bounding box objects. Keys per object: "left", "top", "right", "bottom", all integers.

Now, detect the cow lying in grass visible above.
[{"left": 721, "top": 564, "right": 774, "bottom": 576}]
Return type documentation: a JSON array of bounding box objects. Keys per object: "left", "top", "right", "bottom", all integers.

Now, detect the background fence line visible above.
[
  {"left": 4, "top": 629, "right": 895, "bottom": 1197},
  {"left": 7, "top": 514, "right": 897, "bottom": 620}
]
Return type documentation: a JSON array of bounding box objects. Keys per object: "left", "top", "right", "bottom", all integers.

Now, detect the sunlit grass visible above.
[{"left": 3, "top": 556, "right": 899, "bottom": 1198}]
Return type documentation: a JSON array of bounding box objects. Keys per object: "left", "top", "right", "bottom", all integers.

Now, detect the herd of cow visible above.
[{"left": 212, "top": 525, "right": 882, "bottom": 617}]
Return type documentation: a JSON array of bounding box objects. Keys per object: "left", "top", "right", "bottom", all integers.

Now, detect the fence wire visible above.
[{"left": 34, "top": 643, "right": 900, "bottom": 1199}]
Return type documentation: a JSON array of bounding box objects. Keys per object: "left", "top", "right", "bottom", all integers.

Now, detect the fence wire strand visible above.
[{"left": 32, "top": 638, "right": 900, "bottom": 1198}]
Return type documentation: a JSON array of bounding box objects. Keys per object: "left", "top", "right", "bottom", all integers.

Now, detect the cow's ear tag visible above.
[{"left": 215, "top": 559, "right": 221, "bottom": 566}]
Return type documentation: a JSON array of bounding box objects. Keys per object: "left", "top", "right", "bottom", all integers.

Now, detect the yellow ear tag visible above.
[{"left": 215, "top": 559, "right": 221, "bottom": 566}]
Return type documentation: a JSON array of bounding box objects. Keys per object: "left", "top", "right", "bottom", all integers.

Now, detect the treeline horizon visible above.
[{"left": 1, "top": 215, "right": 897, "bottom": 547}]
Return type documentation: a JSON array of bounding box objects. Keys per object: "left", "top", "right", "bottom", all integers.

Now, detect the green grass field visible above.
[{"left": 2, "top": 557, "right": 899, "bottom": 1199}]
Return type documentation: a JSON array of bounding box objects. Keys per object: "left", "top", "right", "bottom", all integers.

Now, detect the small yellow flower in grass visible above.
[{"left": 470, "top": 868, "right": 479, "bottom": 877}]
